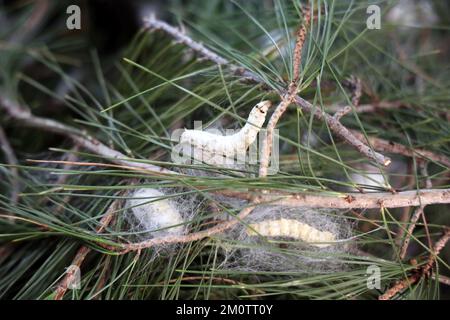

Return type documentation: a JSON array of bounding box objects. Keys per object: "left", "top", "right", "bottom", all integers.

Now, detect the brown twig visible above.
[
  {"left": 91, "top": 255, "right": 112, "bottom": 300},
  {"left": 143, "top": 17, "right": 260, "bottom": 84},
  {"left": 54, "top": 199, "right": 118, "bottom": 300},
  {"left": 260, "top": 189, "right": 450, "bottom": 209},
  {"left": 294, "top": 95, "right": 391, "bottom": 166},
  {"left": 398, "top": 205, "right": 424, "bottom": 260},
  {"left": 395, "top": 163, "right": 416, "bottom": 247},
  {"left": 327, "top": 100, "right": 450, "bottom": 122},
  {"left": 432, "top": 274, "right": 450, "bottom": 286},
  {"left": 349, "top": 130, "right": 450, "bottom": 167},
  {"left": 326, "top": 100, "right": 403, "bottom": 114},
  {"left": 260, "top": 6, "right": 311, "bottom": 177},
  {"left": 114, "top": 199, "right": 259, "bottom": 254},
  {"left": 24, "top": 159, "right": 450, "bottom": 210},
  {"left": 259, "top": 95, "right": 296, "bottom": 178},
  {"left": 0, "top": 97, "right": 178, "bottom": 176},
  {"left": 292, "top": 5, "right": 311, "bottom": 85},
  {"left": 379, "top": 228, "right": 450, "bottom": 300},
  {"left": 333, "top": 105, "right": 352, "bottom": 121},
  {"left": 398, "top": 162, "right": 434, "bottom": 260},
  {"left": 0, "top": 125, "right": 20, "bottom": 204},
  {"left": 418, "top": 163, "right": 433, "bottom": 251},
  {"left": 333, "top": 76, "right": 362, "bottom": 120}
]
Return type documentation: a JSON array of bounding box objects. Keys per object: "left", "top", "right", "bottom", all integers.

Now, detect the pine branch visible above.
[
  {"left": 238, "top": 188, "right": 450, "bottom": 209},
  {"left": 259, "top": 5, "right": 310, "bottom": 178},
  {"left": 399, "top": 163, "right": 433, "bottom": 260},
  {"left": 0, "top": 96, "right": 178, "bottom": 175},
  {"left": 379, "top": 228, "right": 450, "bottom": 300},
  {"left": 19, "top": 158, "right": 450, "bottom": 209},
  {"left": 291, "top": 5, "right": 311, "bottom": 85},
  {"left": 143, "top": 16, "right": 391, "bottom": 166},
  {"left": 349, "top": 130, "right": 450, "bottom": 167},
  {"left": 0, "top": 125, "right": 19, "bottom": 204},
  {"left": 111, "top": 199, "right": 259, "bottom": 254},
  {"left": 333, "top": 76, "right": 362, "bottom": 120},
  {"left": 54, "top": 197, "right": 118, "bottom": 300}
]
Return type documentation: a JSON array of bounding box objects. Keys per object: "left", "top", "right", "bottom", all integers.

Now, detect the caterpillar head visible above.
[
  {"left": 255, "top": 100, "right": 272, "bottom": 115},
  {"left": 246, "top": 100, "right": 272, "bottom": 127}
]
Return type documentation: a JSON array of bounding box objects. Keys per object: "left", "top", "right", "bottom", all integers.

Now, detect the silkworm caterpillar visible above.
[
  {"left": 179, "top": 101, "right": 271, "bottom": 165},
  {"left": 128, "top": 188, "right": 185, "bottom": 236},
  {"left": 246, "top": 218, "right": 336, "bottom": 248}
]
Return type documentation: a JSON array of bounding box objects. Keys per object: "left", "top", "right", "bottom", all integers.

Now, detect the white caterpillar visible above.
[
  {"left": 179, "top": 101, "right": 271, "bottom": 166},
  {"left": 127, "top": 188, "right": 185, "bottom": 237},
  {"left": 246, "top": 218, "right": 336, "bottom": 248}
]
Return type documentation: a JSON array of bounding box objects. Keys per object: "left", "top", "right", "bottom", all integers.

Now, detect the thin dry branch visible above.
[
  {"left": 379, "top": 228, "right": 450, "bottom": 300},
  {"left": 260, "top": 6, "right": 310, "bottom": 177},
  {"left": 54, "top": 199, "right": 118, "bottom": 300},
  {"left": 292, "top": 6, "right": 311, "bottom": 84},
  {"left": 433, "top": 274, "right": 450, "bottom": 286},
  {"left": 20, "top": 159, "right": 450, "bottom": 210},
  {"left": 0, "top": 125, "right": 20, "bottom": 204},
  {"left": 326, "top": 100, "right": 450, "bottom": 122},
  {"left": 0, "top": 97, "right": 178, "bottom": 175},
  {"left": 113, "top": 199, "right": 259, "bottom": 254},
  {"left": 143, "top": 17, "right": 261, "bottom": 84},
  {"left": 399, "top": 163, "right": 433, "bottom": 260},
  {"left": 10, "top": 0, "right": 49, "bottom": 44},
  {"left": 333, "top": 105, "right": 352, "bottom": 121},
  {"left": 333, "top": 76, "right": 362, "bottom": 120},
  {"left": 259, "top": 94, "right": 296, "bottom": 177},
  {"left": 259, "top": 188, "right": 450, "bottom": 209},
  {"left": 326, "top": 100, "right": 403, "bottom": 114},
  {"left": 143, "top": 16, "right": 391, "bottom": 166},
  {"left": 349, "top": 130, "right": 450, "bottom": 167},
  {"left": 294, "top": 95, "right": 391, "bottom": 166},
  {"left": 95, "top": 188, "right": 450, "bottom": 254},
  {"left": 399, "top": 205, "right": 424, "bottom": 260}
]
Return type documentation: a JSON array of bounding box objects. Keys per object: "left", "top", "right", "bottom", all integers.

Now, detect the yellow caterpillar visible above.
[{"left": 246, "top": 218, "right": 336, "bottom": 248}]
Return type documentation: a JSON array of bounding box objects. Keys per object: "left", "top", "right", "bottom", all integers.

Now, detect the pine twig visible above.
[
  {"left": 143, "top": 16, "right": 261, "bottom": 84},
  {"left": 292, "top": 5, "right": 311, "bottom": 85},
  {"left": 349, "top": 130, "right": 450, "bottom": 167},
  {"left": 143, "top": 16, "right": 391, "bottom": 166},
  {"left": 0, "top": 96, "right": 178, "bottom": 176},
  {"left": 326, "top": 100, "right": 403, "bottom": 114},
  {"left": 256, "top": 188, "right": 450, "bottom": 209},
  {"left": 398, "top": 205, "right": 425, "bottom": 260},
  {"left": 433, "top": 274, "right": 450, "bottom": 286},
  {"left": 333, "top": 76, "right": 362, "bottom": 120},
  {"left": 113, "top": 199, "right": 259, "bottom": 254},
  {"left": 327, "top": 100, "right": 450, "bottom": 121},
  {"left": 260, "top": 4, "right": 310, "bottom": 178},
  {"left": 379, "top": 228, "right": 450, "bottom": 300},
  {"left": 399, "top": 163, "right": 434, "bottom": 260},
  {"left": 0, "top": 125, "right": 20, "bottom": 204},
  {"left": 10, "top": 0, "right": 49, "bottom": 44},
  {"left": 54, "top": 199, "right": 118, "bottom": 300},
  {"left": 259, "top": 94, "right": 296, "bottom": 178},
  {"left": 97, "top": 188, "right": 450, "bottom": 255},
  {"left": 293, "top": 95, "right": 391, "bottom": 166}
]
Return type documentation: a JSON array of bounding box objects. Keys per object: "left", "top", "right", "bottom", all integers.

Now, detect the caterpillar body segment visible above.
[{"left": 246, "top": 218, "right": 336, "bottom": 248}]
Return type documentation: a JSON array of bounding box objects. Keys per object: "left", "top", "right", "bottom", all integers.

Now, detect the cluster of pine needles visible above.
[{"left": 0, "top": 0, "right": 449, "bottom": 300}]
